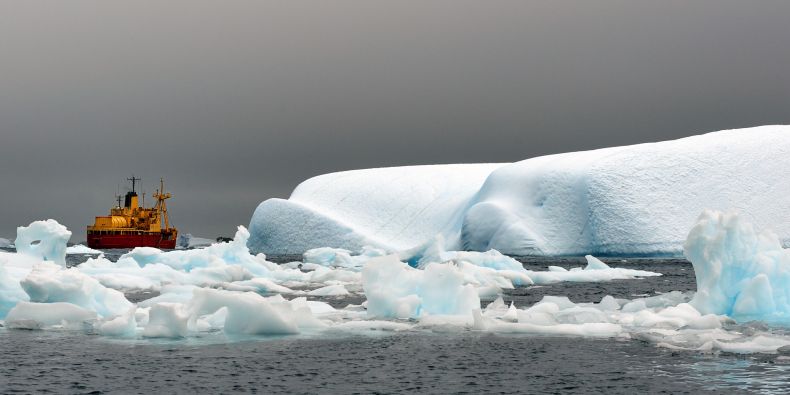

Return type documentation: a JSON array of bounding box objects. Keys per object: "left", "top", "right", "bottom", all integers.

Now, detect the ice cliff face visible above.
[{"left": 249, "top": 125, "right": 790, "bottom": 256}]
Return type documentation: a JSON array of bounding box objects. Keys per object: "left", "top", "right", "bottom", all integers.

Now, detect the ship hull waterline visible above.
[{"left": 87, "top": 232, "right": 177, "bottom": 249}]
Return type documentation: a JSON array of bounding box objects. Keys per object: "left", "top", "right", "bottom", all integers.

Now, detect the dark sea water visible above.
[{"left": 2, "top": 254, "right": 789, "bottom": 394}]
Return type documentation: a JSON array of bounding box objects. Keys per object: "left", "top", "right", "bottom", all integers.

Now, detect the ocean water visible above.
[{"left": 2, "top": 255, "right": 789, "bottom": 393}]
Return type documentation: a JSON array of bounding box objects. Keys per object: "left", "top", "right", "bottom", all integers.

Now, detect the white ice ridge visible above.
[
  {"left": 248, "top": 163, "right": 505, "bottom": 254},
  {"left": 249, "top": 125, "right": 790, "bottom": 256}
]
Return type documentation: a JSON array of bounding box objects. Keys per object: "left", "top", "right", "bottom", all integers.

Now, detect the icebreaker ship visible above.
[{"left": 249, "top": 125, "right": 790, "bottom": 256}]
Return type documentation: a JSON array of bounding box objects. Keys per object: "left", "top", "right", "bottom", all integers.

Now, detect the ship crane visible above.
[{"left": 153, "top": 177, "right": 173, "bottom": 231}]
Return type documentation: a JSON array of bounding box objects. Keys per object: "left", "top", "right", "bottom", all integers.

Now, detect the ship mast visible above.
[
  {"left": 127, "top": 175, "right": 140, "bottom": 193},
  {"left": 153, "top": 177, "right": 172, "bottom": 230}
]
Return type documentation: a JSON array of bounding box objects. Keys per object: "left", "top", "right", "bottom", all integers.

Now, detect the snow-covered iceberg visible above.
[{"left": 249, "top": 125, "right": 790, "bottom": 256}]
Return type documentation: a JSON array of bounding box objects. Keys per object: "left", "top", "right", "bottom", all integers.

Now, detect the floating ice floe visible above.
[
  {"left": 303, "top": 246, "right": 387, "bottom": 270},
  {"left": 6, "top": 212, "right": 790, "bottom": 354},
  {"left": 66, "top": 244, "right": 102, "bottom": 254}
]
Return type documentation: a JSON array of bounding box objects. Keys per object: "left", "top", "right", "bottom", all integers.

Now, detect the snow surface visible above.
[
  {"left": 248, "top": 163, "right": 505, "bottom": 254},
  {"left": 249, "top": 125, "right": 790, "bottom": 257}
]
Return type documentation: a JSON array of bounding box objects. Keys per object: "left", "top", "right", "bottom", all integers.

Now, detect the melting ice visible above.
[{"left": 3, "top": 210, "right": 790, "bottom": 354}]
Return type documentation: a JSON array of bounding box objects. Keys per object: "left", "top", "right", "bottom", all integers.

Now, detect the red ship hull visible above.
[{"left": 87, "top": 231, "right": 177, "bottom": 249}]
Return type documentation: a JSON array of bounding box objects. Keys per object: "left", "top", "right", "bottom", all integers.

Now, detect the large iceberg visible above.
[
  {"left": 249, "top": 125, "right": 790, "bottom": 256},
  {"left": 248, "top": 164, "right": 504, "bottom": 254}
]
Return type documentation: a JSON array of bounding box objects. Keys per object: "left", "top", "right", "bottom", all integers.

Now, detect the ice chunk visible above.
[
  {"left": 98, "top": 308, "right": 138, "bottom": 337},
  {"left": 5, "top": 301, "right": 96, "bottom": 329},
  {"left": 250, "top": 126, "right": 790, "bottom": 256},
  {"left": 143, "top": 303, "right": 189, "bottom": 338},
  {"left": 0, "top": 254, "right": 31, "bottom": 318},
  {"left": 418, "top": 241, "right": 524, "bottom": 272},
  {"left": 66, "top": 244, "right": 102, "bottom": 254},
  {"left": 188, "top": 288, "right": 303, "bottom": 335},
  {"left": 21, "top": 263, "right": 133, "bottom": 318},
  {"left": 0, "top": 238, "right": 12, "bottom": 248},
  {"left": 362, "top": 255, "right": 480, "bottom": 319},
  {"left": 120, "top": 226, "right": 271, "bottom": 275},
  {"left": 584, "top": 255, "right": 610, "bottom": 270},
  {"left": 220, "top": 278, "right": 294, "bottom": 294},
  {"left": 684, "top": 209, "right": 790, "bottom": 323},
  {"left": 15, "top": 220, "right": 71, "bottom": 267},
  {"left": 307, "top": 284, "right": 349, "bottom": 297},
  {"left": 303, "top": 246, "right": 386, "bottom": 270},
  {"left": 75, "top": 226, "right": 312, "bottom": 293},
  {"left": 527, "top": 263, "right": 660, "bottom": 284}
]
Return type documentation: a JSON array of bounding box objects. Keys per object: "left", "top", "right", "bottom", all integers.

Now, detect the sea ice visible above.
[
  {"left": 362, "top": 255, "right": 480, "bottom": 319},
  {"left": 98, "top": 307, "right": 138, "bottom": 337},
  {"left": 303, "top": 246, "right": 386, "bottom": 270},
  {"left": 188, "top": 289, "right": 323, "bottom": 335},
  {"left": 307, "top": 284, "right": 350, "bottom": 297},
  {"left": 21, "top": 262, "right": 133, "bottom": 318},
  {"left": 66, "top": 244, "right": 102, "bottom": 254},
  {"left": 143, "top": 303, "right": 189, "bottom": 338},
  {"left": 5, "top": 301, "right": 97, "bottom": 329},
  {"left": 6, "top": 209, "right": 790, "bottom": 355}
]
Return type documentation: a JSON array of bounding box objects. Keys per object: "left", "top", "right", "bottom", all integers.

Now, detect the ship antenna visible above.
[{"left": 127, "top": 175, "right": 141, "bottom": 193}]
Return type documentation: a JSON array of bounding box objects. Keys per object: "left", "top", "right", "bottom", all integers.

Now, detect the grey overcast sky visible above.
[{"left": 1, "top": 1, "right": 789, "bottom": 240}]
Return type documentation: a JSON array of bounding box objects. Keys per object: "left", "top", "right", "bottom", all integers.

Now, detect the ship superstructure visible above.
[{"left": 87, "top": 176, "right": 178, "bottom": 249}]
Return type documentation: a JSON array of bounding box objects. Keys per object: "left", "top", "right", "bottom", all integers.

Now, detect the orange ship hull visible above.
[{"left": 87, "top": 230, "right": 177, "bottom": 249}]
